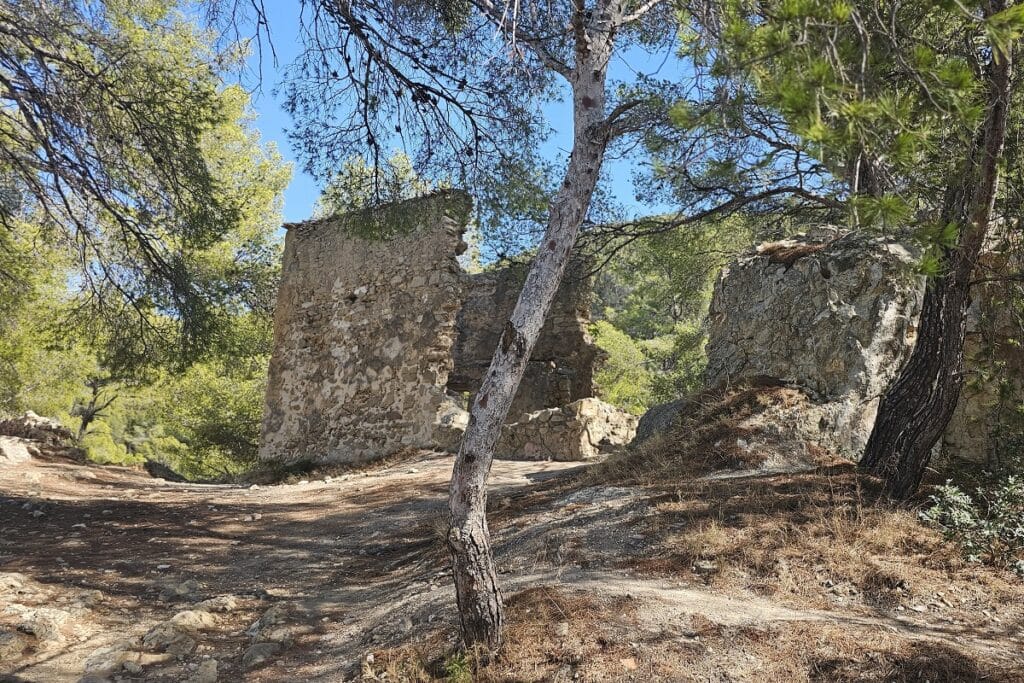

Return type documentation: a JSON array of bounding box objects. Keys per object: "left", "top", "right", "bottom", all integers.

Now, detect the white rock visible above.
[
  {"left": 142, "top": 622, "right": 196, "bottom": 655},
  {"left": 193, "top": 595, "right": 240, "bottom": 613},
  {"left": 83, "top": 640, "right": 134, "bottom": 676},
  {"left": 17, "top": 607, "right": 70, "bottom": 644},
  {"left": 170, "top": 609, "right": 218, "bottom": 631},
  {"left": 0, "top": 436, "right": 37, "bottom": 465}
]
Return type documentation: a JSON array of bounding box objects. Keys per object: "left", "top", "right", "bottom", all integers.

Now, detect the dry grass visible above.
[
  {"left": 584, "top": 376, "right": 1022, "bottom": 616},
  {"left": 363, "top": 385, "right": 1024, "bottom": 682},
  {"left": 620, "top": 463, "right": 1024, "bottom": 633},
  {"left": 363, "top": 588, "right": 643, "bottom": 682},
  {"left": 367, "top": 585, "right": 1024, "bottom": 682},
  {"left": 733, "top": 621, "right": 1024, "bottom": 682},
  {"left": 363, "top": 464, "right": 1024, "bottom": 681}
]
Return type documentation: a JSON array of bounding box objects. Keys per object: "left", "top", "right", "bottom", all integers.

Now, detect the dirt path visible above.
[
  {"left": 0, "top": 453, "right": 586, "bottom": 681},
  {"left": 1, "top": 453, "right": 1022, "bottom": 682}
]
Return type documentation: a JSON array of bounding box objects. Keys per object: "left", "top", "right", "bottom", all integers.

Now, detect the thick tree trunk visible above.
[
  {"left": 447, "top": 52, "right": 611, "bottom": 651},
  {"left": 861, "top": 28, "right": 1013, "bottom": 499},
  {"left": 860, "top": 270, "right": 974, "bottom": 499}
]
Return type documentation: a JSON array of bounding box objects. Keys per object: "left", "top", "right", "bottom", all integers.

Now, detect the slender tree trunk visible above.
[
  {"left": 861, "top": 27, "right": 1013, "bottom": 499},
  {"left": 74, "top": 378, "right": 116, "bottom": 442},
  {"left": 447, "top": 47, "right": 612, "bottom": 650}
]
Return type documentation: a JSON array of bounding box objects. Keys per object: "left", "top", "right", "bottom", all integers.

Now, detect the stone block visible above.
[{"left": 496, "top": 398, "right": 637, "bottom": 461}]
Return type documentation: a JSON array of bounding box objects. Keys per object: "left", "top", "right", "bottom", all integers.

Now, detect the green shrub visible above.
[
  {"left": 644, "top": 321, "right": 708, "bottom": 404},
  {"left": 81, "top": 420, "right": 143, "bottom": 467},
  {"left": 443, "top": 652, "right": 473, "bottom": 683},
  {"left": 921, "top": 477, "right": 1024, "bottom": 577}
]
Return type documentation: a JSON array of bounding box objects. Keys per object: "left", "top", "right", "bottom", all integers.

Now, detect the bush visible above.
[
  {"left": 644, "top": 321, "right": 708, "bottom": 405},
  {"left": 921, "top": 477, "right": 1024, "bottom": 577},
  {"left": 81, "top": 420, "right": 143, "bottom": 467}
]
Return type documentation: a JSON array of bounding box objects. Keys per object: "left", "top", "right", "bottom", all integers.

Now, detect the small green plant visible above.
[
  {"left": 443, "top": 651, "right": 473, "bottom": 683},
  {"left": 921, "top": 477, "right": 1024, "bottom": 578}
]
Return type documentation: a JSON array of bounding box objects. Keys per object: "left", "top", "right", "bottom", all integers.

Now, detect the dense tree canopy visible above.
[
  {"left": 0, "top": 0, "right": 289, "bottom": 475},
  {"left": 0, "top": 0, "right": 287, "bottom": 368}
]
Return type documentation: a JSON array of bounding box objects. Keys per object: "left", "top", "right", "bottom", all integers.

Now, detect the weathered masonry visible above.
[
  {"left": 450, "top": 263, "right": 599, "bottom": 420},
  {"left": 259, "top": 191, "right": 634, "bottom": 465}
]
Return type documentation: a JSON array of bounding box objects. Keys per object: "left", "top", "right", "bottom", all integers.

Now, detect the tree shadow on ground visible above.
[{"left": 810, "top": 639, "right": 1021, "bottom": 682}]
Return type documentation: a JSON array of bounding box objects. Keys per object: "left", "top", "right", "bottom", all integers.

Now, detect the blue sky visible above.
[{"left": 244, "top": 5, "right": 684, "bottom": 224}]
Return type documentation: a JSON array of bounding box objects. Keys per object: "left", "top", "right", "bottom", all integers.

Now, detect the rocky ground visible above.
[{"left": 1, "top": 443, "right": 1023, "bottom": 681}]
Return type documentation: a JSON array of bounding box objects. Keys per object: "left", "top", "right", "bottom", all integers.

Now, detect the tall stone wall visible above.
[
  {"left": 450, "top": 264, "right": 599, "bottom": 419},
  {"left": 258, "top": 191, "right": 471, "bottom": 464},
  {"left": 258, "top": 192, "right": 610, "bottom": 465}
]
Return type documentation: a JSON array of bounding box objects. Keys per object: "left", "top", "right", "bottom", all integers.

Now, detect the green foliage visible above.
[
  {"left": 315, "top": 152, "right": 434, "bottom": 218},
  {"left": 128, "top": 353, "right": 267, "bottom": 479},
  {"left": 644, "top": 321, "right": 709, "bottom": 404},
  {"left": 0, "top": 231, "right": 98, "bottom": 421},
  {"left": 592, "top": 321, "right": 653, "bottom": 416},
  {"left": 677, "top": 0, "right": 1024, "bottom": 260},
  {"left": 443, "top": 652, "right": 473, "bottom": 683},
  {"left": 1, "top": 320, "right": 268, "bottom": 478},
  {"left": 81, "top": 421, "right": 138, "bottom": 467},
  {"left": 0, "top": 3, "right": 287, "bottom": 479},
  {"left": 313, "top": 153, "right": 456, "bottom": 240},
  {"left": 1, "top": 0, "right": 290, "bottom": 372},
  {"left": 922, "top": 476, "right": 1024, "bottom": 578},
  {"left": 591, "top": 216, "right": 764, "bottom": 413}
]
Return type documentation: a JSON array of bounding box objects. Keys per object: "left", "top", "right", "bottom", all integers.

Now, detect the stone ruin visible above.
[
  {"left": 693, "top": 227, "right": 1021, "bottom": 464},
  {"left": 258, "top": 190, "right": 636, "bottom": 465},
  {"left": 0, "top": 411, "right": 81, "bottom": 466},
  {"left": 260, "top": 188, "right": 1017, "bottom": 469}
]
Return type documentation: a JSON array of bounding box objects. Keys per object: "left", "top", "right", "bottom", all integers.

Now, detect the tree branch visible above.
[
  {"left": 621, "top": 0, "right": 666, "bottom": 24},
  {"left": 470, "top": 0, "right": 573, "bottom": 78}
]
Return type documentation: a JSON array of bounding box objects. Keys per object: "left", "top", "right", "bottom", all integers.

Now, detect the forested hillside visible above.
[{"left": 1, "top": 0, "right": 290, "bottom": 478}]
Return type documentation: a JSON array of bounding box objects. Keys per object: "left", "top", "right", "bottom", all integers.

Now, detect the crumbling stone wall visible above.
[
  {"left": 259, "top": 192, "right": 471, "bottom": 464},
  {"left": 259, "top": 192, "right": 611, "bottom": 465},
  {"left": 450, "top": 264, "right": 599, "bottom": 418},
  {"left": 496, "top": 398, "right": 637, "bottom": 461}
]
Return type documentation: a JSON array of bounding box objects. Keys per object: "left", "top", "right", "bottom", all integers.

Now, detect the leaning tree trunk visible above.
[
  {"left": 861, "top": 267, "right": 976, "bottom": 498},
  {"left": 447, "top": 59, "right": 611, "bottom": 651},
  {"left": 861, "top": 28, "right": 1014, "bottom": 499}
]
